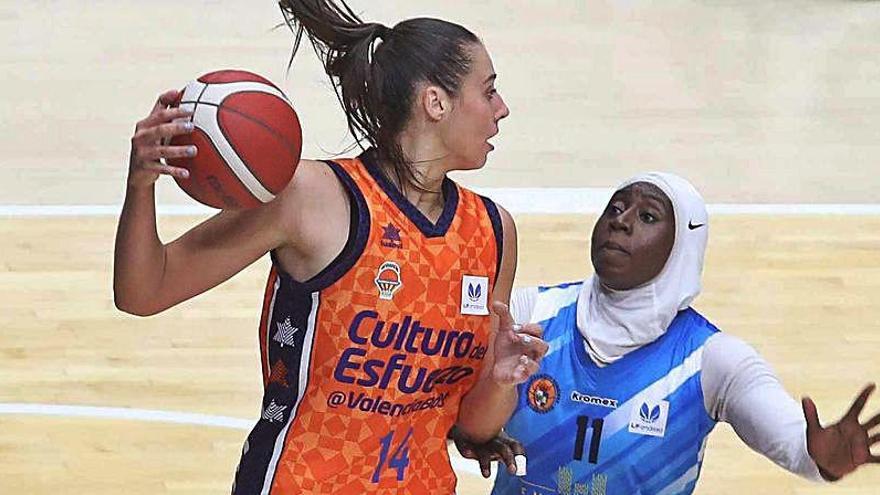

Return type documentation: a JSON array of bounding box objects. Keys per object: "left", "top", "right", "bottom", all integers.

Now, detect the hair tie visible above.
[{"left": 377, "top": 24, "right": 393, "bottom": 40}]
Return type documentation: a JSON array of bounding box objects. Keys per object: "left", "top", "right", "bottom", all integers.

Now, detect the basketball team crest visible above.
[
  {"left": 375, "top": 261, "right": 403, "bottom": 300},
  {"left": 527, "top": 374, "right": 559, "bottom": 414}
]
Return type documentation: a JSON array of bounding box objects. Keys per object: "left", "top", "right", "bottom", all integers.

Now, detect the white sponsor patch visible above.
[
  {"left": 461, "top": 275, "right": 489, "bottom": 315},
  {"left": 628, "top": 399, "right": 670, "bottom": 438}
]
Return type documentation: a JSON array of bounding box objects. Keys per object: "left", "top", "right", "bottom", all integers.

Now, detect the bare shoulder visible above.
[
  {"left": 271, "top": 159, "right": 351, "bottom": 252},
  {"left": 281, "top": 159, "right": 346, "bottom": 199},
  {"left": 274, "top": 160, "right": 347, "bottom": 215}
]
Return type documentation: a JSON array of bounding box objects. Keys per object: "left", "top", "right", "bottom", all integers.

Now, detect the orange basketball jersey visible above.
[{"left": 232, "top": 150, "right": 503, "bottom": 494}]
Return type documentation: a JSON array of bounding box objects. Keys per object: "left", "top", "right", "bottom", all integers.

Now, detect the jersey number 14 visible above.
[{"left": 372, "top": 427, "right": 413, "bottom": 483}]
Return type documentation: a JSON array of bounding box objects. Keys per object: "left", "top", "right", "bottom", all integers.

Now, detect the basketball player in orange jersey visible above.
[{"left": 114, "top": 1, "right": 548, "bottom": 493}]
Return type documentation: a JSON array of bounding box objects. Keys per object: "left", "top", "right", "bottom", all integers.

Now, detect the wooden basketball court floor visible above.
[
  {"left": 3, "top": 1, "right": 880, "bottom": 493},
  {"left": 2, "top": 213, "right": 879, "bottom": 494}
]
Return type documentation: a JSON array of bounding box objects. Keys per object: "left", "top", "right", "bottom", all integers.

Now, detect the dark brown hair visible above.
[{"left": 278, "top": 0, "right": 480, "bottom": 189}]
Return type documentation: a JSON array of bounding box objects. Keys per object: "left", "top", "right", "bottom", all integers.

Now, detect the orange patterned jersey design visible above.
[{"left": 233, "top": 151, "right": 504, "bottom": 495}]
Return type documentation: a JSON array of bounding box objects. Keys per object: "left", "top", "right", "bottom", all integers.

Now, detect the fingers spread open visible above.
[{"left": 845, "top": 384, "right": 876, "bottom": 422}]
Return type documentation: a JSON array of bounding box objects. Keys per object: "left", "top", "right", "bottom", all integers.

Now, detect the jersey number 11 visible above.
[{"left": 573, "top": 415, "right": 604, "bottom": 464}]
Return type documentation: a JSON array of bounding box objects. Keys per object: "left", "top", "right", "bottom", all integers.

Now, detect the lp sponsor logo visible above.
[
  {"left": 628, "top": 399, "right": 670, "bottom": 438},
  {"left": 461, "top": 275, "right": 488, "bottom": 315}
]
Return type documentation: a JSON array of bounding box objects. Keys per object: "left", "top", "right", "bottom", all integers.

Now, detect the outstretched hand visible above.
[
  {"left": 802, "top": 383, "right": 880, "bottom": 481},
  {"left": 489, "top": 301, "right": 548, "bottom": 386}
]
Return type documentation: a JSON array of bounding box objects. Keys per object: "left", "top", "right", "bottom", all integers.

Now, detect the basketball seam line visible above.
[
  {"left": 185, "top": 92, "right": 297, "bottom": 196},
  {"left": 192, "top": 82, "right": 210, "bottom": 125},
  {"left": 180, "top": 96, "right": 301, "bottom": 153},
  {"left": 197, "top": 77, "right": 281, "bottom": 91},
  {"left": 195, "top": 119, "right": 260, "bottom": 206}
]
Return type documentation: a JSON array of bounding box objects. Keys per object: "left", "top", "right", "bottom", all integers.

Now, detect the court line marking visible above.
[
  {"left": 0, "top": 402, "right": 253, "bottom": 429},
  {"left": 5, "top": 188, "right": 874, "bottom": 477},
  {"left": 1, "top": 188, "right": 879, "bottom": 216},
  {"left": 0, "top": 402, "right": 488, "bottom": 477}
]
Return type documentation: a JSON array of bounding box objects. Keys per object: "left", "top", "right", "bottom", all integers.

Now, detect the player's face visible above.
[
  {"left": 591, "top": 183, "right": 675, "bottom": 290},
  {"left": 439, "top": 43, "right": 510, "bottom": 170}
]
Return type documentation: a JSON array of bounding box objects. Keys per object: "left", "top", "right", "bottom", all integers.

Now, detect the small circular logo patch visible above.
[{"left": 527, "top": 374, "right": 559, "bottom": 414}]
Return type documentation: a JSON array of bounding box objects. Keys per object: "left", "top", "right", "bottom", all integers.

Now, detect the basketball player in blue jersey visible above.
[{"left": 454, "top": 172, "right": 880, "bottom": 494}]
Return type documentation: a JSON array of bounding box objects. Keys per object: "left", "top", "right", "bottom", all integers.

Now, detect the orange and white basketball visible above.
[{"left": 168, "top": 69, "right": 302, "bottom": 209}]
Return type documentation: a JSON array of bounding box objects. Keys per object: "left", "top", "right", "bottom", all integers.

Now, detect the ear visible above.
[{"left": 420, "top": 85, "right": 452, "bottom": 122}]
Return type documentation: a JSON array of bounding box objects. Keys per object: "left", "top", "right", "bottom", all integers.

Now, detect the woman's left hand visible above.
[
  {"left": 489, "top": 301, "right": 548, "bottom": 386},
  {"left": 802, "top": 383, "right": 880, "bottom": 480}
]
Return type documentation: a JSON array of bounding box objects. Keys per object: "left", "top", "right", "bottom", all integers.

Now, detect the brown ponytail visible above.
[{"left": 278, "top": 0, "right": 479, "bottom": 190}]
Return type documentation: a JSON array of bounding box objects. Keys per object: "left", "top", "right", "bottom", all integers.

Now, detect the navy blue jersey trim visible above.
[
  {"left": 479, "top": 195, "right": 504, "bottom": 284},
  {"left": 360, "top": 148, "right": 459, "bottom": 238},
  {"left": 233, "top": 292, "right": 321, "bottom": 495},
  {"left": 264, "top": 292, "right": 321, "bottom": 495},
  {"left": 269, "top": 160, "right": 370, "bottom": 293}
]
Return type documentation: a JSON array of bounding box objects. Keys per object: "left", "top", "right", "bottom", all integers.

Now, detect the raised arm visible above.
[{"left": 114, "top": 91, "right": 347, "bottom": 316}]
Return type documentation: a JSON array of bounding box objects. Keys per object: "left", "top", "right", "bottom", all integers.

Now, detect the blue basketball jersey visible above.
[{"left": 493, "top": 282, "right": 718, "bottom": 495}]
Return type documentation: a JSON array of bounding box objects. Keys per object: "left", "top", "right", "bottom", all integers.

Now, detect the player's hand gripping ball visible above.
[{"left": 168, "top": 70, "right": 302, "bottom": 209}]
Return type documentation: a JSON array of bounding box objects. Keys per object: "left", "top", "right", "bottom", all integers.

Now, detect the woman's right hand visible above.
[
  {"left": 489, "top": 301, "right": 548, "bottom": 386},
  {"left": 451, "top": 426, "right": 526, "bottom": 478},
  {"left": 128, "top": 89, "right": 196, "bottom": 188}
]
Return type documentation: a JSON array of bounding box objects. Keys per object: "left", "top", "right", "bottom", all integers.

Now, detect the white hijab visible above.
[{"left": 576, "top": 172, "right": 709, "bottom": 366}]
